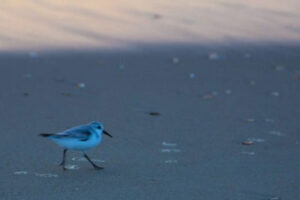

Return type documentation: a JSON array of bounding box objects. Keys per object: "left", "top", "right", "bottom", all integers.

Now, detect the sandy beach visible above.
[
  {"left": 1, "top": 0, "right": 300, "bottom": 199},
  {"left": 0, "top": 44, "right": 299, "bottom": 199}
]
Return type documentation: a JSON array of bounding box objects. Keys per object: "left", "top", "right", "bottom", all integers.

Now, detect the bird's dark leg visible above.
[
  {"left": 58, "top": 149, "right": 67, "bottom": 170},
  {"left": 83, "top": 153, "right": 103, "bottom": 170}
]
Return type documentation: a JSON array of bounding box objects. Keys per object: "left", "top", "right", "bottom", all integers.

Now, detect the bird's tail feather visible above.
[{"left": 39, "top": 133, "right": 54, "bottom": 137}]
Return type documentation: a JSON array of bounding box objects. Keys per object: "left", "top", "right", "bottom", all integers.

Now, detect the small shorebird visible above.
[{"left": 40, "top": 121, "right": 112, "bottom": 170}]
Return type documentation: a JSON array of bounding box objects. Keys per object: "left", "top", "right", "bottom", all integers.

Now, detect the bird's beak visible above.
[{"left": 103, "top": 130, "right": 112, "bottom": 138}]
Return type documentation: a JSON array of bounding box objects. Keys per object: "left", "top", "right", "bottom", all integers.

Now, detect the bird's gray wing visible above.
[{"left": 53, "top": 125, "right": 92, "bottom": 141}]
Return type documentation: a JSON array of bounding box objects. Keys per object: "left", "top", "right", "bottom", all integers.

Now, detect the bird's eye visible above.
[{"left": 97, "top": 126, "right": 101, "bottom": 129}]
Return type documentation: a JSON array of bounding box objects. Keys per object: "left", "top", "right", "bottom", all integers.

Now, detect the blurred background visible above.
[{"left": 1, "top": 0, "right": 300, "bottom": 51}]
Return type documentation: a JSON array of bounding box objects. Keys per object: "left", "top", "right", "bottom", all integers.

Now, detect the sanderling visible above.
[{"left": 40, "top": 121, "right": 112, "bottom": 170}]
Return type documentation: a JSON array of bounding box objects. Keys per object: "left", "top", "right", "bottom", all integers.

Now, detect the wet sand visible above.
[{"left": 0, "top": 44, "right": 299, "bottom": 199}]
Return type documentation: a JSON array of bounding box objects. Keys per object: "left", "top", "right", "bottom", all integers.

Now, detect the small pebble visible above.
[
  {"left": 172, "top": 57, "right": 179, "bottom": 64},
  {"left": 14, "top": 171, "right": 28, "bottom": 175},
  {"left": 76, "top": 83, "right": 86, "bottom": 88},
  {"left": 241, "top": 151, "right": 255, "bottom": 156},
  {"left": 249, "top": 80, "right": 256, "bottom": 85},
  {"left": 189, "top": 73, "right": 195, "bottom": 79},
  {"left": 269, "top": 130, "right": 284, "bottom": 136},
  {"left": 242, "top": 141, "right": 254, "bottom": 145},
  {"left": 149, "top": 112, "right": 160, "bottom": 116},
  {"left": 64, "top": 165, "right": 80, "bottom": 170},
  {"left": 152, "top": 14, "right": 162, "bottom": 19},
  {"left": 271, "top": 91, "right": 280, "bottom": 97},
  {"left": 161, "top": 149, "right": 181, "bottom": 153},
  {"left": 247, "top": 138, "right": 265, "bottom": 143},
  {"left": 265, "top": 118, "right": 275, "bottom": 123},
  {"left": 225, "top": 89, "right": 232, "bottom": 95},
  {"left": 209, "top": 52, "right": 220, "bottom": 60}
]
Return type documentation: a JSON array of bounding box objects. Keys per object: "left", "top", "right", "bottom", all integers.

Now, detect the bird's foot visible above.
[{"left": 93, "top": 165, "right": 104, "bottom": 170}]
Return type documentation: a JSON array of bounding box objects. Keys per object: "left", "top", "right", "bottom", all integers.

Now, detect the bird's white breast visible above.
[{"left": 53, "top": 132, "right": 102, "bottom": 151}]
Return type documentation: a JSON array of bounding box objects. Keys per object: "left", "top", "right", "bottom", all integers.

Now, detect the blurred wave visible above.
[{"left": 0, "top": 0, "right": 300, "bottom": 51}]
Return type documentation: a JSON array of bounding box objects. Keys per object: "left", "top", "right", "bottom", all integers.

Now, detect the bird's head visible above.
[{"left": 90, "top": 121, "right": 112, "bottom": 138}]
